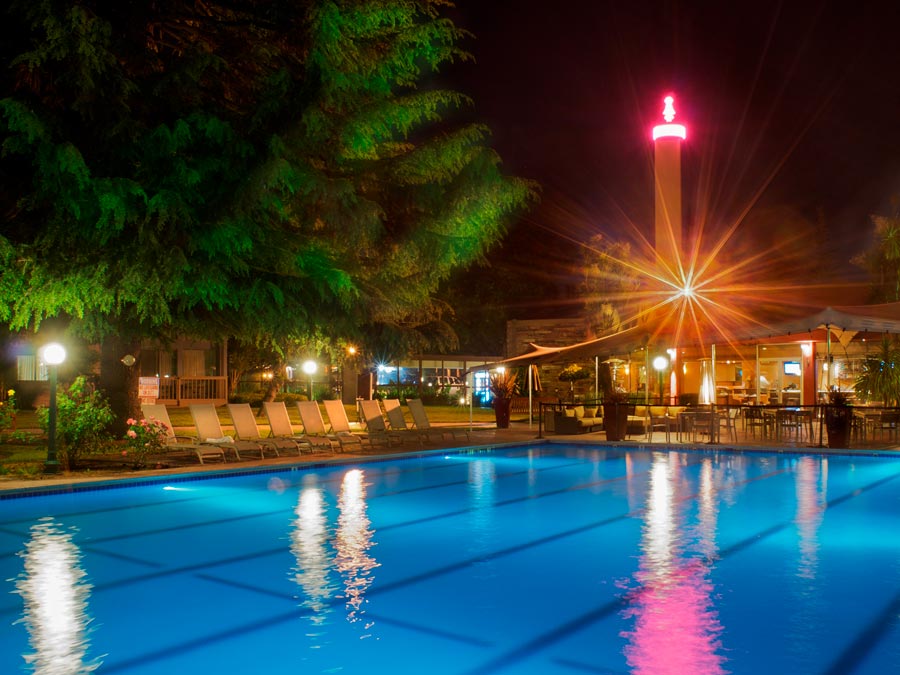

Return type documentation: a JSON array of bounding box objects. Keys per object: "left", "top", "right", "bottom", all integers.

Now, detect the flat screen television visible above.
[{"left": 783, "top": 361, "right": 801, "bottom": 377}]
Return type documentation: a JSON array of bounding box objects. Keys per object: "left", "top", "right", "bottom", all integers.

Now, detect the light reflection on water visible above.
[
  {"left": 620, "top": 453, "right": 726, "bottom": 674},
  {"left": 14, "top": 517, "right": 100, "bottom": 675},
  {"left": 290, "top": 474, "right": 337, "bottom": 627},
  {"left": 290, "top": 469, "right": 380, "bottom": 634},
  {"left": 785, "top": 456, "right": 828, "bottom": 664},
  {"left": 334, "top": 469, "right": 379, "bottom": 628}
]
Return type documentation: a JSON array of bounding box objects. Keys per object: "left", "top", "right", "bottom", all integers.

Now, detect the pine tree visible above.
[{"left": 0, "top": 0, "right": 536, "bottom": 421}]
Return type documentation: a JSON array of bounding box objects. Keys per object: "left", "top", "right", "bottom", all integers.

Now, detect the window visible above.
[{"left": 16, "top": 355, "right": 48, "bottom": 381}]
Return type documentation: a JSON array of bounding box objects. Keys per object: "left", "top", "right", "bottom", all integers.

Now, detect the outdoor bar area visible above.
[{"left": 493, "top": 304, "right": 900, "bottom": 448}]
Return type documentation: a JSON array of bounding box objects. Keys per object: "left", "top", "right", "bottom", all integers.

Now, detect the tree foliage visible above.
[
  {"left": 853, "top": 206, "right": 900, "bottom": 302},
  {"left": 855, "top": 337, "right": 900, "bottom": 406},
  {"left": 580, "top": 233, "right": 642, "bottom": 337},
  {"left": 0, "top": 0, "right": 536, "bottom": 360}
]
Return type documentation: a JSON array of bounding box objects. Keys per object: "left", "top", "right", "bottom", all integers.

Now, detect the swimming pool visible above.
[{"left": 2, "top": 445, "right": 899, "bottom": 674}]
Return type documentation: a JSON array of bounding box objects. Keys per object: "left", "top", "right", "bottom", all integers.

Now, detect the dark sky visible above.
[{"left": 447, "top": 1, "right": 900, "bottom": 305}]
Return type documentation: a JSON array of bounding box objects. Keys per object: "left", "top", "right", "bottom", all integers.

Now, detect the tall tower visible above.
[{"left": 652, "top": 95, "right": 686, "bottom": 272}]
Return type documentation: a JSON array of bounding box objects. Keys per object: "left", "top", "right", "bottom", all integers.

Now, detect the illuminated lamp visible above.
[
  {"left": 40, "top": 343, "right": 66, "bottom": 473},
  {"left": 652, "top": 95, "right": 687, "bottom": 140}
]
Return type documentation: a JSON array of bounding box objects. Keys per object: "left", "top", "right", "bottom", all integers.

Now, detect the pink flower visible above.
[
  {"left": 127, "top": 418, "right": 137, "bottom": 426},
  {"left": 127, "top": 429, "right": 137, "bottom": 438},
  {"left": 121, "top": 450, "right": 128, "bottom": 457}
]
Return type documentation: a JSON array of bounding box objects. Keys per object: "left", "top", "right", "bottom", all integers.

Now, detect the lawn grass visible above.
[{"left": 0, "top": 401, "right": 496, "bottom": 479}]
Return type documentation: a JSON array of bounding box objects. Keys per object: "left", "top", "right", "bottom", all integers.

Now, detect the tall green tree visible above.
[
  {"left": 0, "top": 0, "right": 535, "bottom": 421},
  {"left": 853, "top": 205, "right": 900, "bottom": 302}
]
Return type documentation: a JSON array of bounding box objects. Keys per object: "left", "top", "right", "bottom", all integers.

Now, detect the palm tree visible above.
[{"left": 855, "top": 337, "right": 900, "bottom": 405}]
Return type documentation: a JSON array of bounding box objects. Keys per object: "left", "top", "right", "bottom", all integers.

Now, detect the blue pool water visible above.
[{"left": 2, "top": 445, "right": 900, "bottom": 674}]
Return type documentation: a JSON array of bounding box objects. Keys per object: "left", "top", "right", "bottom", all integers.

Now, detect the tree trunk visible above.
[{"left": 99, "top": 336, "right": 142, "bottom": 434}]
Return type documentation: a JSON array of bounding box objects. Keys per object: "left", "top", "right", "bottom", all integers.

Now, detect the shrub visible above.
[
  {"left": 124, "top": 417, "right": 169, "bottom": 469},
  {"left": 0, "top": 388, "right": 17, "bottom": 436},
  {"left": 37, "top": 376, "right": 115, "bottom": 471}
]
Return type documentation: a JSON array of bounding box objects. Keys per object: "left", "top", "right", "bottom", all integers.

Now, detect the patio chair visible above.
[
  {"left": 188, "top": 403, "right": 265, "bottom": 461},
  {"left": 405, "top": 398, "right": 470, "bottom": 442},
  {"left": 382, "top": 399, "right": 425, "bottom": 447},
  {"left": 871, "top": 410, "right": 900, "bottom": 443},
  {"left": 718, "top": 406, "right": 739, "bottom": 443},
  {"left": 358, "top": 399, "right": 407, "bottom": 447},
  {"left": 295, "top": 401, "right": 343, "bottom": 452},
  {"left": 743, "top": 406, "right": 770, "bottom": 440},
  {"left": 140, "top": 403, "right": 226, "bottom": 464},
  {"left": 647, "top": 405, "right": 675, "bottom": 443},
  {"left": 262, "top": 401, "right": 330, "bottom": 453},
  {"left": 322, "top": 400, "right": 368, "bottom": 450},
  {"left": 226, "top": 403, "right": 310, "bottom": 456}
]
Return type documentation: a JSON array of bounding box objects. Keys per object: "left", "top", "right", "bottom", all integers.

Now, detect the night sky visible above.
[{"left": 447, "top": 1, "right": 900, "bottom": 310}]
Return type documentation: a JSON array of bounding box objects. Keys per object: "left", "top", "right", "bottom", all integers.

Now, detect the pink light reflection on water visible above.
[
  {"left": 620, "top": 559, "right": 726, "bottom": 675},
  {"left": 619, "top": 454, "right": 727, "bottom": 674}
]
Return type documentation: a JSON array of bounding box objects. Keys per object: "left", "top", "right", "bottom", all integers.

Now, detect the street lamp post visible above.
[
  {"left": 41, "top": 343, "right": 66, "bottom": 473},
  {"left": 652, "top": 355, "right": 668, "bottom": 405},
  {"left": 302, "top": 360, "right": 317, "bottom": 402}
]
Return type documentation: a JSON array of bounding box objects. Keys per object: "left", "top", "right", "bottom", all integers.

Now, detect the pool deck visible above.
[
  {"left": 0, "top": 423, "right": 542, "bottom": 494},
  {"left": 3, "top": 420, "right": 899, "bottom": 496}
]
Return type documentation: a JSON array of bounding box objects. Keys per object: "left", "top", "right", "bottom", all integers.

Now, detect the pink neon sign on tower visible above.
[{"left": 652, "top": 95, "right": 687, "bottom": 140}]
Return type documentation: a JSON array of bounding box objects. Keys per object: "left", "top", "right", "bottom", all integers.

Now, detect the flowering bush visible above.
[
  {"left": 0, "top": 389, "right": 17, "bottom": 435},
  {"left": 124, "top": 417, "right": 169, "bottom": 469},
  {"left": 37, "top": 377, "right": 115, "bottom": 470}
]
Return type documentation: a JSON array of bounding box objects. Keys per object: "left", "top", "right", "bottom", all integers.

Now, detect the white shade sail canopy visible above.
[{"left": 474, "top": 302, "right": 900, "bottom": 372}]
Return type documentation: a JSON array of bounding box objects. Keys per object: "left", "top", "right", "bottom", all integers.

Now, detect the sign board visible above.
[{"left": 139, "top": 376, "right": 160, "bottom": 404}]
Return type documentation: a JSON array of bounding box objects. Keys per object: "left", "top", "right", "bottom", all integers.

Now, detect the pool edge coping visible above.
[
  {"left": 3, "top": 438, "right": 899, "bottom": 500},
  {"left": 0, "top": 439, "right": 541, "bottom": 500}
]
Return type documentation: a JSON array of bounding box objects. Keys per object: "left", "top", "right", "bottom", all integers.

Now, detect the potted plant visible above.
[
  {"left": 854, "top": 337, "right": 900, "bottom": 405},
  {"left": 825, "top": 388, "right": 853, "bottom": 448},
  {"left": 599, "top": 362, "right": 629, "bottom": 441},
  {"left": 558, "top": 364, "right": 592, "bottom": 402},
  {"left": 489, "top": 369, "right": 518, "bottom": 429}
]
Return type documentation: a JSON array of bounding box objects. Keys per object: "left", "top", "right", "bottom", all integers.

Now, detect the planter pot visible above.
[
  {"left": 825, "top": 405, "right": 852, "bottom": 448},
  {"left": 493, "top": 397, "right": 512, "bottom": 429},
  {"left": 603, "top": 402, "right": 630, "bottom": 441}
]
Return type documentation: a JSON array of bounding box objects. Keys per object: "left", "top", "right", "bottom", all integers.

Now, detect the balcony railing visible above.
[{"left": 155, "top": 376, "right": 227, "bottom": 406}]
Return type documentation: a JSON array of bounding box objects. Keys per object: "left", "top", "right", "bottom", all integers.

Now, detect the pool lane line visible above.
[
  {"left": 820, "top": 589, "right": 900, "bottom": 675},
  {"left": 23, "top": 462, "right": 813, "bottom": 672},
  {"left": 0, "top": 446, "right": 607, "bottom": 528},
  {"left": 0, "top": 449, "right": 631, "bottom": 564},
  {"left": 4, "top": 458, "right": 893, "bottom": 673},
  {"left": 0, "top": 452, "right": 621, "bottom": 566},
  {"left": 461, "top": 468, "right": 900, "bottom": 675},
  {"left": 1, "top": 453, "right": 710, "bottom": 617}
]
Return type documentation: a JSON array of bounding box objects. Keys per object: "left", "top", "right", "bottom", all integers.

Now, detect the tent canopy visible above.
[{"left": 475, "top": 302, "right": 900, "bottom": 372}]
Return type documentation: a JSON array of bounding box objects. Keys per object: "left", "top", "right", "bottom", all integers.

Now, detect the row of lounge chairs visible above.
[{"left": 139, "top": 399, "right": 471, "bottom": 465}]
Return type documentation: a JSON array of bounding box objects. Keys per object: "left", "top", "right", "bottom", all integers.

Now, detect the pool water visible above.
[{"left": 2, "top": 446, "right": 900, "bottom": 674}]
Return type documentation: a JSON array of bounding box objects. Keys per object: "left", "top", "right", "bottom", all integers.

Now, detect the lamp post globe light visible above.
[
  {"left": 302, "top": 360, "right": 317, "bottom": 402},
  {"left": 40, "top": 343, "right": 66, "bottom": 473},
  {"left": 652, "top": 355, "right": 669, "bottom": 405}
]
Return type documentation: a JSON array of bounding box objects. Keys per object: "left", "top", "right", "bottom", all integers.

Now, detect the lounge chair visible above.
[
  {"left": 322, "top": 400, "right": 367, "bottom": 450},
  {"left": 382, "top": 399, "right": 425, "bottom": 446},
  {"left": 262, "top": 401, "right": 330, "bottom": 453},
  {"left": 188, "top": 403, "right": 266, "bottom": 461},
  {"left": 140, "top": 403, "right": 226, "bottom": 464},
  {"left": 295, "top": 401, "right": 342, "bottom": 452},
  {"left": 405, "top": 398, "right": 470, "bottom": 442},
  {"left": 358, "top": 399, "right": 410, "bottom": 447},
  {"left": 226, "top": 403, "right": 310, "bottom": 456}
]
